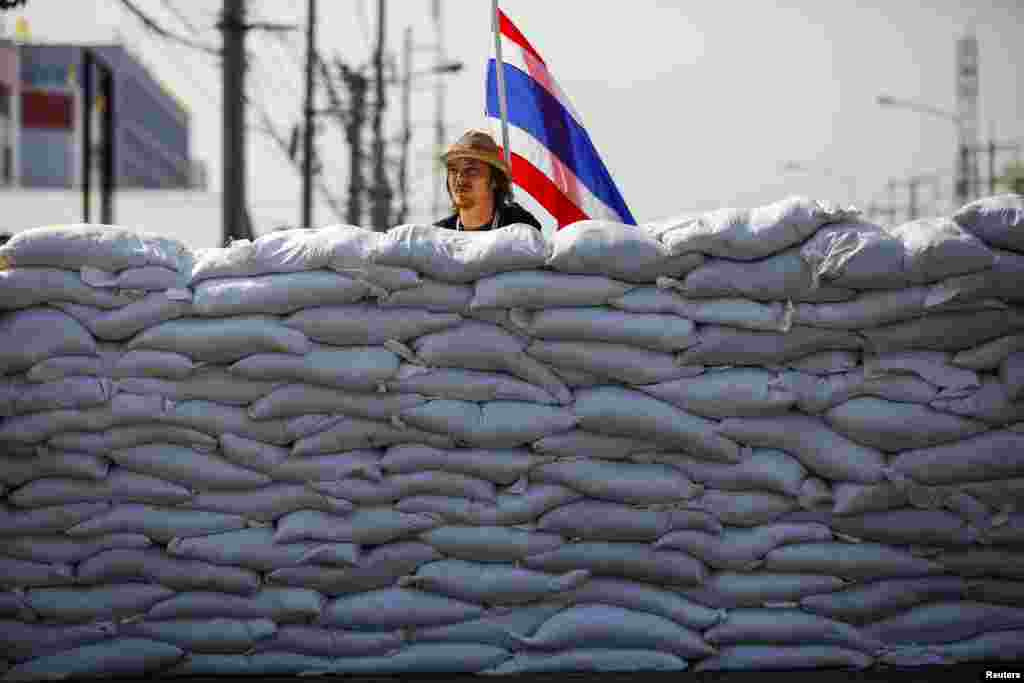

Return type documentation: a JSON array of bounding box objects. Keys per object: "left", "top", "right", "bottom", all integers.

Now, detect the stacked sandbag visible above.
[{"left": 0, "top": 195, "right": 1022, "bottom": 678}]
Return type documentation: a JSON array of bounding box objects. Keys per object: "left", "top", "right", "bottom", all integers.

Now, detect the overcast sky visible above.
[{"left": 6, "top": 0, "right": 1024, "bottom": 237}]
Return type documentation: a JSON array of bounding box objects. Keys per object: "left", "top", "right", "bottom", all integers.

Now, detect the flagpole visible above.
[{"left": 491, "top": 0, "right": 513, "bottom": 191}]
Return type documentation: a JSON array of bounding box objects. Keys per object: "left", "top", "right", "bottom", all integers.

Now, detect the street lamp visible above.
[{"left": 780, "top": 161, "right": 858, "bottom": 207}]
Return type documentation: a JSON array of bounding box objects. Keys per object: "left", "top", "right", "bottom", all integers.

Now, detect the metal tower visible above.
[{"left": 956, "top": 31, "right": 979, "bottom": 205}]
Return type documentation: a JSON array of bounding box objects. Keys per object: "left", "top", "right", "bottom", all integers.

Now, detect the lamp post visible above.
[{"left": 780, "top": 161, "right": 858, "bottom": 207}]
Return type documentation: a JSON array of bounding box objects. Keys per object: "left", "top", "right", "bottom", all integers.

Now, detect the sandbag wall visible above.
[{"left": 0, "top": 194, "right": 1023, "bottom": 679}]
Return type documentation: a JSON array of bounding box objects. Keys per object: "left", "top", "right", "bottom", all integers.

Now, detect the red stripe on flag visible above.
[
  {"left": 498, "top": 10, "right": 546, "bottom": 67},
  {"left": 504, "top": 149, "right": 588, "bottom": 229}
]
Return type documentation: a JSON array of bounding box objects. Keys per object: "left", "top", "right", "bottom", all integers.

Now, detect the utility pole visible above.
[
  {"left": 302, "top": 0, "right": 316, "bottom": 228},
  {"left": 397, "top": 26, "right": 412, "bottom": 224},
  {"left": 888, "top": 173, "right": 942, "bottom": 222},
  {"left": 432, "top": 0, "right": 445, "bottom": 220},
  {"left": 370, "top": 0, "right": 391, "bottom": 231},
  {"left": 956, "top": 32, "right": 979, "bottom": 207},
  {"left": 220, "top": 0, "right": 250, "bottom": 246}
]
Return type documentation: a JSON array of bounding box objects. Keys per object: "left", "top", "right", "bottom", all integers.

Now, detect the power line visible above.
[{"left": 117, "top": 0, "right": 220, "bottom": 56}]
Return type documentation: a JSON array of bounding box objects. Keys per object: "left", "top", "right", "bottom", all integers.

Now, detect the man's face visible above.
[{"left": 447, "top": 158, "right": 493, "bottom": 211}]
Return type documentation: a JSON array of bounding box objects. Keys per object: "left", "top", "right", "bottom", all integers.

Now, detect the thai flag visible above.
[{"left": 486, "top": 9, "right": 636, "bottom": 228}]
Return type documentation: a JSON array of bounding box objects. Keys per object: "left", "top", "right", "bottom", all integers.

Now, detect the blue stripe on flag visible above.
[{"left": 487, "top": 59, "right": 635, "bottom": 225}]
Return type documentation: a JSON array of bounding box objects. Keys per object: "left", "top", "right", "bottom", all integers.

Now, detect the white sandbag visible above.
[
  {"left": 528, "top": 339, "right": 699, "bottom": 384},
  {"left": 547, "top": 219, "right": 704, "bottom": 283},
  {"left": 0, "top": 558, "right": 75, "bottom": 588},
  {"left": 410, "top": 604, "right": 563, "bottom": 650},
  {"left": 378, "top": 278, "right": 472, "bottom": 312},
  {"left": 319, "top": 587, "right": 483, "bottom": 630},
  {"left": 8, "top": 470, "right": 192, "bottom": 508},
  {"left": 937, "top": 550, "right": 1024, "bottom": 580},
  {"left": 267, "top": 542, "right": 441, "bottom": 596},
  {"left": 49, "top": 425, "right": 218, "bottom": 455},
  {"left": 115, "top": 371, "right": 280, "bottom": 407},
  {"left": 184, "top": 484, "right": 353, "bottom": 522},
  {"left": 110, "top": 264, "right": 185, "bottom": 290},
  {"left": 487, "top": 648, "right": 686, "bottom": 674},
  {"left": 611, "top": 286, "right": 793, "bottom": 332},
  {"left": 126, "top": 315, "right": 310, "bottom": 363},
  {"left": 193, "top": 271, "right": 368, "bottom": 317},
  {"left": 397, "top": 484, "right": 583, "bottom": 527},
  {"left": 108, "top": 443, "right": 271, "bottom": 491},
  {"left": 681, "top": 248, "right": 856, "bottom": 302},
  {"left": 954, "top": 194, "right": 1024, "bottom": 251},
  {"left": 888, "top": 430, "right": 1024, "bottom": 484},
  {"left": 890, "top": 216, "right": 996, "bottom": 284},
  {"left": 1, "top": 377, "right": 112, "bottom": 417},
  {"left": 419, "top": 525, "right": 563, "bottom": 562},
  {"left": 77, "top": 548, "right": 261, "bottom": 594},
  {"left": 514, "top": 307, "right": 697, "bottom": 352},
  {"left": 800, "top": 219, "right": 910, "bottom": 290},
  {"left": 471, "top": 270, "right": 633, "bottom": 310},
  {"left": 251, "top": 626, "right": 401, "bottom": 658},
  {"left": 679, "top": 571, "right": 849, "bottom": 608},
  {"left": 800, "top": 577, "right": 969, "bottom": 624},
  {"left": 1, "top": 638, "right": 183, "bottom": 682},
  {"left": 249, "top": 383, "right": 423, "bottom": 420},
  {"left": 229, "top": 344, "right": 401, "bottom": 391},
  {"left": 167, "top": 528, "right": 358, "bottom": 572},
  {"left": 537, "top": 500, "right": 677, "bottom": 541},
  {"left": 862, "top": 310, "right": 1024, "bottom": 353},
  {"left": 864, "top": 600, "right": 1024, "bottom": 645},
  {"left": 0, "top": 449, "right": 109, "bottom": 486},
  {"left": 531, "top": 430, "right": 672, "bottom": 460},
  {"left": 111, "top": 350, "right": 197, "bottom": 379},
  {"left": 122, "top": 618, "right": 276, "bottom": 654},
  {"left": 270, "top": 452, "right": 382, "bottom": 484},
  {"left": 763, "top": 542, "right": 944, "bottom": 580},
  {"left": 523, "top": 542, "right": 707, "bottom": 586},
  {"left": 386, "top": 365, "right": 558, "bottom": 405},
  {"left": 694, "top": 644, "right": 872, "bottom": 671},
  {"left": 189, "top": 228, "right": 334, "bottom": 284},
  {"left": 0, "top": 267, "right": 138, "bottom": 310},
  {"left": 24, "top": 584, "right": 173, "bottom": 624},
  {"left": 825, "top": 397, "right": 990, "bottom": 452},
  {"left": 530, "top": 459, "right": 700, "bottom": 505},
  {"left": 397, "top": 399, "right": 577, "bottom": 448},
  {"left": 660, "top": 196, "right": 854, "bottom": 261},
  {"left": 380, "top": 445, "right": 550, "bottom": 485},
  {"left": 273, "top": 508, "right": 440, "bottom": 545},
  {"left": 0, "top": 533, "right": 151, "bottom": 564},
  {"left": 0, "top": 308, "right": 97, "bottom": 375},
  {"left": 511, "top": 604, "right": 714, "bottom": 659},
  {"left": 655, "top": 523, "right": 832, "bottom": 571},
  {"left": 285, "top": 304, "right": 462, "bottom": 346},
  {"left": 0, "top": 503, "right": 110, "bottom": 537},
  {"left": 0, "top": 621, "right": 118, "bottom": 663},
  {"left": 55, "top": 293, "right": 191, "bottom": 341},
  {"left": 793, "top": 285, "right": 961, "bottom": 330},
  {"left": 401, "top": 559, "right": 587, "bottom": 605},
  {"left": 66, "top": 504, "right": 245, "bottom": 543},
  {"left": 705, "top": 608, "right": 882, "bottom": 652},
  {"left": 683, "top": 490, "right": 799, "bottom": 527},
  {"left": 931, "top": 376, "right": 1024, "bottom": 425},
  {"left": 660, "top": 449, "right": 806, "bottom": 497},
  {"left": 677, "top": 324, "right": 862, "bottom": 367},
  {"left": 0, "top": 225, "right": 186, "bottom": 272},
  {"left": 829, "top": 508, "right": 979, "bottom": 547},
  {"left": 573, "top": 387, "right": 742, "bottom": 462},
  {"left": 638, "top": 369, "right": 795, "bottom": 419}
]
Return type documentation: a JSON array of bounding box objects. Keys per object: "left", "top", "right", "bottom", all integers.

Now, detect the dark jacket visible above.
[{"left": 434, "top": 202, "right": 542, "bottom": 231}]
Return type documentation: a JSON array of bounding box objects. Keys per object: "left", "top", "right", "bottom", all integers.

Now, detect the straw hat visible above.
[{"left": 441, "top": 129, "right": 510, "bottom": 179}]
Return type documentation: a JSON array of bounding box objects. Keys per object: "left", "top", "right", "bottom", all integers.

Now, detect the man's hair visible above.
[{"left": 445, "top": 163, "right": 512, "bottom": 212}]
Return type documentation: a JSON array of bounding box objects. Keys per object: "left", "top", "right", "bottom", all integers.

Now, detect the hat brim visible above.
[{"left": 441, "top": 147, "right": 510, "bottom": 179}]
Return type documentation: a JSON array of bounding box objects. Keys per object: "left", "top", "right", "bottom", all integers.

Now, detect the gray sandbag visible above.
[
  {"left": 557, "top": 577, "right": 724, "bottom": 631},
  {"left": 695, "top": 644, "right": 872, "bottom": 671},
  {"left": 890, "top": 216, "right": 995, "bottom": 284},
  {"left": 0, "top": 621, "right": 118, "bottom": 663},
  {"left": 931, "top": 376, "right": 1024, "bottom": 425},
  {"left": 1002, "top": 351, "right": 1024, "bottom": 401},
  {"left": 373, "top": 223, "right": 547, "bottom": 283},
  {"left": 966, "top": 579, "right": 1024, "bottom": 607},
  {"left": 108, "top": 443, "right": 272, "bottom": 490},
  {"left": 1, "top": 638, "right": 183, "bottom": 682},
  {"left": 522, "top": 542, "right": 707, "bottom": 586},
  {"left": 112, "top": 396, "right": 297, "bottom": 446},
  {"left": 679, "top": 571, "right": 848, "bottom": 608},
  {"left": 953, "top": 193, "right": 1024, "bottom": 252},
  {"left": 1, "top": 377, "right": 112, "bottom": 417},
  {"left": 774, "top": 369, "right": 940, "bottom": 415},
  {"left": 830, "top": 508, "right": 978, "bottom": 547},
  {"left": 527, "top": 339, "right": 698, "bottom": 384},
  {"left": 310, "top": 472, "right": 494, "bottom": 505},
  {"left": 121, "top": 618, "right": 276, "bottom": 654},
  {"left": 0, "top": 558, "right": 74, "bottom": 589},
  {"left": 397, "top": 399, "right": 577, "bottom": 448},
  {"left": 683, "top": 489, "right": 799, "bottom": 527},
  {"left": 546, "top": 219, "right": 705, "bottom": 283},
  {"left": 0, "top": 533, "right": 151, "bottom": 564},
  {"left": 193, "top": 271, "right": 369, "bottom": 316},
  {"left": 680, "top": 247, "right": 857, "bottom": 302},
  {"left": 763, "top": 542, "right": 944, "bottom": 580},
  {"left": 115, "top": 371, "right": 280, "bottom": 406},
  {"left": 865, "top": 350, "right": 980, "bottom": 392},
  {"left": 66, "top": 504, "right": 246, "bottom": 543},
  {"left": 326, "top": 643, "right": 512, "bottom": 675},
  {"left": 611, "top": 286, "right": 793, "bottom": 332},
  {"left": 249, "top": 383, "right": 425, "bottom": 420},
  {"left": 385, "top": 365, "right": 559, "bottom": 404},
  {"left": 49, "top": 425, "right": 217, "bottom": 455},
  {"left": 0, "top": 449, "right": 109, "bottom": 486},
  {"left": 126, "top": 315, "right": 310, "bottom": 363},
  {"left": 0, "top": 308, "right": 97, "bottom": 375},
  {"left": 0, "top": 404, "right": 119, "bottom": 444},
  {"left": 397, "top": 484, "right": 583, "bottom": 527},
  {"left": 676, "top": 324, "right": 862, "bottom": 367},
  {"left": 655, "top": 523, "right": 832, "bottom": 571},
  {"left": 798, "top": 477, "right": 833, "bottom": 511},
  {"left": 319, "top": 588, "right": 483, "bottom": 630},
  {"left": 409, "top": 603, "right": 563, "bottom": 650},
  {"left": 825, "top": 396, "right": 990, "bottom": 452},
  {"left": 800, "top": 577, "right": 969, "bottom": 624},
  {"left": 76, "top": 550, "right": 261, "bottom": 595},
  {"left": 0, "top": 503, "right": 110, "bottom": 538},
  {"left": 793, "top": 285, "right": 970, "bottom": 330},
  {"left": 266, "top": 542, "right": 441, "bottom": 597},
  {"left": 888, "top": 430, "right": 1024, "bottom": 484},
  {"left": 861, "top": 309, "right": 1024, "bottom": 353},
  {"left": 167, "top": 528, "right": 359, "bottom": 572},
  {"left": 573, "top": 386, "right": 742, "bottom": 462},
  {"left": 783, "top": 350, "right": 861, "bottom": 374},
  {"left": 531, "top": 430, "right": 672, "bottom": 460},
  {"left": 380, "top": 445, "right": 550, "bottom": 485},
  {"left": 513, "top": 306, "right": 697, "bottom": 352},
  {"left": 23, "top": 584, "right": 174, "bottom": 623},
  {"left": 864, "top": 600, "right": 1024, "bottom": 644},
  {"left": 291, "top": 416, "right": 455, "bottom": 455},
  {"left": 659, "top": 196, "right": 855, "bottom": 261},
  {"left": 217, "top": 433, "right": 290, "bottom": 472},
  {"left": 657, "top": 449, "right": 806, "bottom": 497},
  {"left": 880, "top": 630, "right": 1024, "bottom": 667},
  {"left": 800, "top": 219, "right": 910, "bottom": 290},
  {"left": 54, "top": 293, "right": 191, "bottom": 341},
  {"left": 510, "top": 604, "right": 714, "bottom": 659},
  {"left": 0, "top": 224, "right": 186, "bottom": 272},
  {"left": 400, "top": 559, "right": 588, "bottom": 605},
  {"left": 160, "top": 652, "right": 334, "bottom": 677},
  {"left": 953, "top": 333, "right": 1024, "bottom": 370},
  {"left": 285, "top": 304, "right": 461, "bottom": 345},
  {"left": 530, "top": 459, "right": 700, "bottom": 505},
  {"left": 486, "top": 648, "right": 686, "bottom": 674},
  {"left": 8, "top": 470, "right": 193, "bottom": 508},
  {"left": 184, "top": 484, "right": 353, "bottom": 522},
  {"left": 96, "top": 264, "right": 184, "bottom": 291},
  {"left": 0, "top": 267, "right": 138, "bottom": 310},
  {"left": 717, "top": 415, "right": 886, "bottom": 483},
  {"left": 936, "top": 550, "right": 1024, "bottom": 580},
  {"left": 705, "top": 608, "right": 883, "bottom": 652},
  {"left": 470, "top": 270, "right": 633, "bottom": 310},
  {"left": 638, "top": 369, "right": 796, "bottom": 418},
  {"left": 110, "top": 350, "right": 197, "bottom": 379},
  {"left": 983, "top": 513, "right": 1024, "bottom": 545},
  {"left": 250, "top": 626, "right": 401, "bottom": 657},
  {"left": 228, "top": 344, "right": 400, "bottom": 391},
  {"left": 271, "top": 452, "right": 384, "bottom": 483},
  {"left": 378, "top": 278, "right": 472, "bottom": 312},
  {"left": 419, "top": 525, "right": 563, "bottom": 562},
  {"left": 537, "top": 500, "right": 675, "bottom": 541},
  {"left": 273, "top": 508, "right": 441, "bottom": 545}
]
